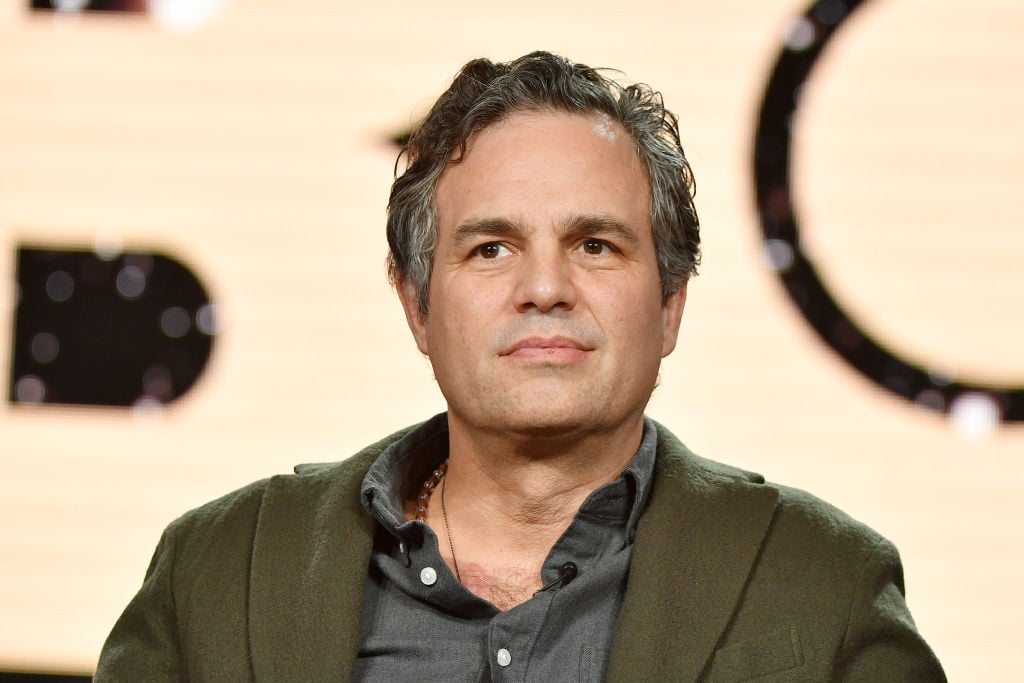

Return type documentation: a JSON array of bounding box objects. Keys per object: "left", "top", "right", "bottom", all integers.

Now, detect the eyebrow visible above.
[
  {"left": 561, "top": 214, "right": 641, "bottom": 246},
  {"left": 452, "top": 217, "right": 526, "bottom": 249},
  {"left": 452, "top": 214, "right": 641, "bottom": 248}
]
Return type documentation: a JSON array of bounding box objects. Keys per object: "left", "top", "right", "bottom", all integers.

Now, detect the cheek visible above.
[
  {"left": 427, "top": 285, "right": 497, "bottom": 351},
  {"left": 592, "top": 282, "right": 659, "bottom": 333}
]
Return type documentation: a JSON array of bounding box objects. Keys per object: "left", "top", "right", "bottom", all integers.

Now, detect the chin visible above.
[
  {"left": 444, "top": 377, "right": 653, "bottom": 439},
  {"left": 477, "top": 403, "right": 624, "bottom": 440}
]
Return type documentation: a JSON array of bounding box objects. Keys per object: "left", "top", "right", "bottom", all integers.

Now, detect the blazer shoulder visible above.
[
  {"left": 769, "top": 481, "right": 895, "bottom": 566},
  {"left": 652, "top": 420, "right": 767, "bottom": 486},
  {"left": 166, "top": 424, "right": 415, "bottom": 548},
  {"left": 652, "top": 419, "right": 889, "bottom": 556},
  {"left": 164, "top": 477, "right": 270, "bottom": 545}
]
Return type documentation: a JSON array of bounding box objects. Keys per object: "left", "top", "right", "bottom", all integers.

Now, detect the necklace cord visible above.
[{"left": 440, "top": 472, "right": 462, "bottom": 583}]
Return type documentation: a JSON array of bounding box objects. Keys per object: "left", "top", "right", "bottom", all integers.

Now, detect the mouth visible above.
[{"left": 500, "top": 336, "right": 592, "bottom": 361}]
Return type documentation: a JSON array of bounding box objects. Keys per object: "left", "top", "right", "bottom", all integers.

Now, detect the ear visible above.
[
  {"left": 397, "top": 278, "right": 430, "bottom": 356},
  {"left": 660, "top": 285, "right": 687, "bottom": 357}
]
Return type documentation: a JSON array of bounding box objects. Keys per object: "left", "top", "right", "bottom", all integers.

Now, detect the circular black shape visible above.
[{"left": 752, "top": 0, "right": 1022, "bottom": 423}]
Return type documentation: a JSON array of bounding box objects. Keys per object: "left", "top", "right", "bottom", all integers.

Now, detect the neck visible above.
[{"left": 442, "top": 413, "right": 644, "bottom": 545}]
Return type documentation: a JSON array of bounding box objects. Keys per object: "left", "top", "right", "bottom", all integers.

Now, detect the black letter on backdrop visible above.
[
  {"left": 753, "top": 0, "right": 1022, "bottom": 423},
  {"left": 9, "top": 245, "right": 216, "bottom": 408}
]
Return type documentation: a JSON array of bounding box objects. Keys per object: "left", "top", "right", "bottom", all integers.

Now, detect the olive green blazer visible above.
[{"left": 96, "top": 423, "right": 944, "bottom": 681}]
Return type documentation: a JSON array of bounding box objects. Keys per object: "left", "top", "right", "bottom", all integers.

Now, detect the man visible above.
[{"left": 97, "top": 52, "right": 944, "bottom": 681}]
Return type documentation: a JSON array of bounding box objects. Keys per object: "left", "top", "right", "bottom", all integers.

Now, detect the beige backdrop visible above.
[{"left": 0, "top": 0, "right": 1021, "bottom": 677}]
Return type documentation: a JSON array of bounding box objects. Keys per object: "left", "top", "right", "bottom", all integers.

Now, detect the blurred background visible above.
[{"left": 0, "top": 0, "right": 1021, "bottom": 678}]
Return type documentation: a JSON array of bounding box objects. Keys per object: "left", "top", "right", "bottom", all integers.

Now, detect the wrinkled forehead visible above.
[
  {"left": 433, "top": 109, "right": 652, "bottom": 232},
  {"left": 433, "top": 109, "right": 653, "bottom": 239}
]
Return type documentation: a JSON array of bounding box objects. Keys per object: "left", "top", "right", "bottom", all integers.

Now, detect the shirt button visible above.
[
  {"left": 496, "top": 648, "right": 511, "bottom": 667},
  {"left": 420, "top": 567, "right": 437, "bottom": 586}
]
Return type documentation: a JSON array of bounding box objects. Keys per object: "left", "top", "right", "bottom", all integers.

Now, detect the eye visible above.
[
  {"left": 580, "top": 239, "right": 610, "bottom": 256},
  {"left": 474, "top": 242, "right": 511, "bottom": 259}
]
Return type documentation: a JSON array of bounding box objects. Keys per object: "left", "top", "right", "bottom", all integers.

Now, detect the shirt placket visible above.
[{"left": 485, "top": 593, "right": 554, "bottom": 682}]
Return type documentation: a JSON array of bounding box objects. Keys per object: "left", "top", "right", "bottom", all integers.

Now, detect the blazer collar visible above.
[
  {"left": 607, "top": 423, "right": 779, "bottom": 682},
  {"left": 248, "top": 444, "right": 382, "bottom": 681}
]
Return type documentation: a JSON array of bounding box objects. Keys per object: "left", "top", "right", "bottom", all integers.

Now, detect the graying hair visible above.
[{"left": 386, "top": 51, "right": 700, "bottom": 313}]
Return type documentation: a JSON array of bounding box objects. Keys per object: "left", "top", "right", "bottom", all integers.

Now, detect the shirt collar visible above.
[{"left": 361, "top": 413, "right": 450, "bottom": 537}]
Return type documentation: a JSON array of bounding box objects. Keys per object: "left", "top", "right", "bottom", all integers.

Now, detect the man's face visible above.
[{"left": 399, "top": 110, "right": 686, "bottom": 440}]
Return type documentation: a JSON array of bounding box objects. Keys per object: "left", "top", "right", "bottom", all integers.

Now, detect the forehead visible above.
[{"left": 434, "top": 110, "right": 651, "bottom": 232}]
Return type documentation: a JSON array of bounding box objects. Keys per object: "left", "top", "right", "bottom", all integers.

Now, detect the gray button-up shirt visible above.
[{"left": 355, "top": 413, "right": 657, "bottom": 681}]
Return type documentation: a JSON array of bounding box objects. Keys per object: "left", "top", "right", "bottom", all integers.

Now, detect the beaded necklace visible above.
[{"left": 414, "top": 458, "right": 461, "bottom": 582}]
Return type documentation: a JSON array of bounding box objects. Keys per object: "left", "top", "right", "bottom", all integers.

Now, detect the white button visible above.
[
  {"left": 420, "top": 567, "right": 437, "bottom": 585},
  {"left": 496, "top": 648, "right": 511, "bottom": 667}
]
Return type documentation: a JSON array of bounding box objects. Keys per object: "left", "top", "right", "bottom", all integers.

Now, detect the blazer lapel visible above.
[
  {"left": 607, "top": 426, "right": 779, "bottom": 682},
  {"left": 247, "top": 452, "right": 377, "bottom": 682}
]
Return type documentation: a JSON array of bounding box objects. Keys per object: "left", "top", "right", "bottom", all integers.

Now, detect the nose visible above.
[{"left": 512, "top": 245, "right": 578, "bottom": 314}]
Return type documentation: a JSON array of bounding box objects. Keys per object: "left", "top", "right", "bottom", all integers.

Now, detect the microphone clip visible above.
[{"left": 535, "top": 562, "right": 578, "bottom": 594}]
